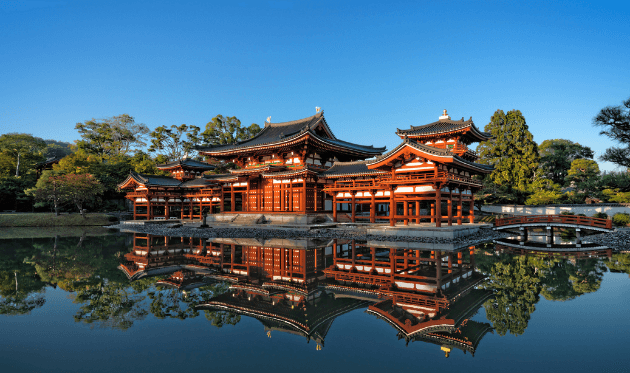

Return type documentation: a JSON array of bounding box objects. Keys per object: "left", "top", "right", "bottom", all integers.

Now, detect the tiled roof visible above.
[
  {"left": 156, "top": 159, "right": 216, "bottom": 170},
  {"left": 196, "top": 111, "right": 327, "bottom": 153},
  {"left": 196, "top": 111, "right": 385, "bottom": 156},
  {"left": 179, "top": 178, "right": 211, "bottom": 188},
  {"left": 128, "top": 172, "right": 182, "bottom": 187},
  {"left": 396, "top": 118, "right": 491, "bottom": 139},
  {"left": 320, "top": 160, "right": 387, "bottom": 178},
  {"left": 367, "top": 139, "right": 493, "bottom": 172},
  {"left": 309, "top": 132, "right": 386, "bottom": 155}
]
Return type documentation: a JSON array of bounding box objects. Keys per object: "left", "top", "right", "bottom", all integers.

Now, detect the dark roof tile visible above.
[
  {"left": 396, "top": 118, "right": 491, "bottom": 139},
  {"left": 156, "top": 159, "right": 216, "bottom": 170}
]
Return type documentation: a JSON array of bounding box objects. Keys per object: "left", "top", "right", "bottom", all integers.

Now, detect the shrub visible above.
[
  {"left": 107, "top": 215, "right": 119, "bottom": 222},
  {"left": 560, "top": 211, "right": 575, "bottom": 215},
  {"left": 592, "top": 212, "right": 608, "bottom": 219},
  {"left": 612, "top": 213, "right": 630, "bottom": 227},
  {"left": 577, "top": 213, "right": 586, "bottom": 216}
]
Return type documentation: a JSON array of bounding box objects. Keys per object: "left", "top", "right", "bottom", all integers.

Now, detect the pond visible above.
[{"left": 1, "top": 228, "right": 629, "bottom": 373}]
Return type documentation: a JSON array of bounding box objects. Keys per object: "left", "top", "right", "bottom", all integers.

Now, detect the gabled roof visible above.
[
  {"left": 118, "top": 171, "right": 182, "bottom": 189},
  {"left": 396, "top": 117, "right": 491, "bottom": 141},
  {"left": 320, "top": 160, "right": 387, "bottom": 178},
  {"left": 196, "top": 111, "right": 385, "bottom": 157},
  {"left": 156, "top": 159, "right": 216, "bottom": 170},
  {"left": 367, "top": 138, "right": 494, "bottom": 173}
]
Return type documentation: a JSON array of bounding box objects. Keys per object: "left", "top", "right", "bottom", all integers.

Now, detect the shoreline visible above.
[{"left": 106, "top": 222, "right": 630, "bottom": 251}]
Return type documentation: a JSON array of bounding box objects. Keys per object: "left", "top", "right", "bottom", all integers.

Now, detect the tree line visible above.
[
  {"left": 0, "top": 114, "right": 261, "bottom": 213},
  {"left": 1, "top": 96, "right": 629, "bottom": 213}
]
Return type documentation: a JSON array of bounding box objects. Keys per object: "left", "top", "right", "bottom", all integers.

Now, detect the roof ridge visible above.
[{"left": 266, "top": 111, "right": 323, "bottom": 127}]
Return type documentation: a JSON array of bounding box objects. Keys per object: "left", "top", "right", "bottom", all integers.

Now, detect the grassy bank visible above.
[{"left": 0, "top": 213, "right": 115, "bottom": 227}]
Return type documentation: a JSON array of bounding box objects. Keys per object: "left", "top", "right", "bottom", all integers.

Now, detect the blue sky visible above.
[{"left": 1, "top": 0, "right": 628, "bottom": 171}]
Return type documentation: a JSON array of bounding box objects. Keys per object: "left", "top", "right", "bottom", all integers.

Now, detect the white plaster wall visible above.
[{"left": 481, "top": 204, "right": 630, "bottom": 216}]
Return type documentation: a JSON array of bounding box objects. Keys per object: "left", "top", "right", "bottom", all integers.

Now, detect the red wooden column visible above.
[
  {"left": 332, "top": 192, "right": 338, "bottom": 222},
  {"left": 430, "top": 202, "right": 435, "bottom": 223},
  {"left": 402, "top": 201, "right": 408, "bottom": 226},
  {"left": 230, "top": 185, "right": 235, "bottom": 212},
  {"left": 165, "top": 198, "right": 170, "bottom": 219},
  {"left": 351, "top": 192, "right": 356, "bottom": 223},
  {"left": 447, "top": 190, "right": 453, "bottom": 226},
  {"left": 370, "top": 190, "right": 376, "bottom": 223},
  {"left": 415, "top": 201, "right": 420, "bottom": 224},
  {"left": 313, "top": 178, "right": 318, "bottom": 212},
  {"left": 302, "top": 177, "right": 307, "bottom": 213},
  {"left": 435, "top": 185, "right": 442, "bottom": 228},
  {"left": 245, "top": 178, "right": 250, "bottom": 212},
  {"left": 469, "top": 195, "right": 475, "bottom": 223},
  {"left": 220, "top": 188, "right": 225, "bottom": 213},
  {"left": 278, "top": 180, "right": 285, "bottom": 212},
  {"left": 389, "top": 186, "right": 396, "bottom": 227},
  {"left": 457, "top": 190, "right": 463, "bottom": 225}
]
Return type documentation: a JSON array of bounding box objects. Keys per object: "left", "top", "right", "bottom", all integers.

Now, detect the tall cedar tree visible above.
[
  {"left": 477, "top": 110, "right": 539, "bottom": 192},
  {"left": 538, "top": 139, "right": 593, "bottom": 185},
  {"left": 593, "top": 96, "right": 630, "bottom": 168}
]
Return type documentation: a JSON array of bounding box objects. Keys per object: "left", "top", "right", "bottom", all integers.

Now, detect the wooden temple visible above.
[{"left": 119, "top": 110, "right": 492, "bottom": 226}]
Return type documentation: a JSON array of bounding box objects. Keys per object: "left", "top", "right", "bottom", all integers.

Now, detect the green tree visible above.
[
  {"left": 525, "top": 177, "right": 562, "bottom": 205},
  {"left": 538, "top": 139, "right": 594, "bottom": 185},
  {"left": 566, "top": 159, "right": 600, "bottom": 185},
  {"left": 75, "top": 114, "right": 149, "bottom": 159},
  {"left": 0, "top": 133, "right": 47, "bottom": 177},
  {"left": 25, "top": 171, "right": 68, "bottom": 216},
  {"left": 148, "top": 124, "right": 200, "bottom": 161},
  {"left": 593, "top": 96, "right": 630, "bottom": 168},
  {"left": 62, "top": 174, "right": 104, "bottom": 218},
  {"left": 201, "top": 115, "right": 261, "bottom": 145},
  {"left": 477, "top": 110, "right": 539, "bottom": 194}
]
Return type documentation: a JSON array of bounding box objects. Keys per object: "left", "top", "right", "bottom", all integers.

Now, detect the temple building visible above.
[{"left": 119, "top": 109, "right": 492, "bottom": 226}]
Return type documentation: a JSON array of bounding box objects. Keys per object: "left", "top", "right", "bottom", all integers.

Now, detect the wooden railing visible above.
[
  {"left": 495, "top": 215, "right": 613, "bottom": 230},
  {"left": 324, "top": 172, "right": 481, "bottom": 192}
]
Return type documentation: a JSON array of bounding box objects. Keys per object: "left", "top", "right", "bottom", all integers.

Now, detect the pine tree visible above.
[{"left": 477, "top": 110, "right": 539, "bottom": 192}]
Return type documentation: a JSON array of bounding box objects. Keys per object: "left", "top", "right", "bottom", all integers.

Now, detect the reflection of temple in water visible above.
[{"left": 119, "top": 234, "right": 492, "bottom": 355}]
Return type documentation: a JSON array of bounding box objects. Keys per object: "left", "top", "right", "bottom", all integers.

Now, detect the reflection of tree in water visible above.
[
  {"left": 0, "top": 270, "right": 46, "bottom": 315},
  {"left": 73, "top": 277, "right": 154, "bottom": 330},
  {"left": 540, "top": 258, "right": 606, "bottom": 301},
  {"left": 26, "top": 234, "right": 129, "bottom": 292},
  {"left": 73, "top": 278, "right": 241, "bottom": 330},
  {"left": 478, "top": 244, "right": 611, "bottom": 337},
  {"left": 0, "top": 237, "right": 47, "bottom": 315},
  {"left": 606, "top": 253, "right": 630, "bottom": 277},
  {"left": 148, "top": 282, "right": 240, "bottom": 327},
  {"left": 481, "top": 255, "right": 541, "bottom": 336}
]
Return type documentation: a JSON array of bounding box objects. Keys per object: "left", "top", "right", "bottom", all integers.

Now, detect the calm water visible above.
[{"left": 1, "top": 229, "right": 629, "bottom": 373}]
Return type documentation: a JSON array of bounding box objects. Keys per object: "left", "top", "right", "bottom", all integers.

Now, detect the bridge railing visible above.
[{"left": 495, "top": 215, "right": 612, "bottom": 230}]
